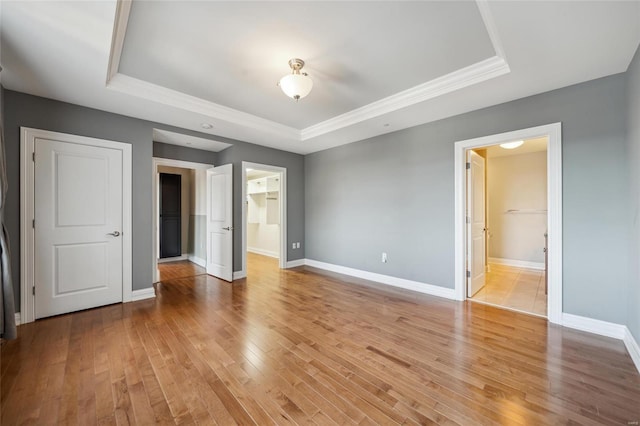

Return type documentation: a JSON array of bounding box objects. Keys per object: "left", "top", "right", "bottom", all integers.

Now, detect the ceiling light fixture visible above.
[
  {"left": 201, "top": 123, "right": 213, "bottom": 129},
  {"left": 500, "top": 140, "right": 524, "bottom": 149},
  {"left": 279, "top": 58, "right": 313, "bottom": 101}
]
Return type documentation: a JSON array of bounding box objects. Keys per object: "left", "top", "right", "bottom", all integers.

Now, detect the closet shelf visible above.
[{"left": 504, "top": 209, "right": 547, "bottom": 214}]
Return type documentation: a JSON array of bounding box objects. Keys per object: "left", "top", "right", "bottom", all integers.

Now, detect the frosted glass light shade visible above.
[
  {"left": 279, "top": 73, "right": 313, "bottom": 100},
  {"left": 500, "top": 140, "right": 524, "bottom": 149}
]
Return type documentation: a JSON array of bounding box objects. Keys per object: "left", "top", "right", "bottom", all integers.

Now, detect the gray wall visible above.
[
  {"left": 306, "top": 73, "right": 629, "bottom": 325},
  {"left": 153, "top": 141, "right": 217, "bottom": 165},
  {"left": 627, "top": 45, "right": 640, "bottom": 342},
  {"left": 3, "top": 90, "right": 305, "bottom": 309},
  {"left": 217, "top": 142, "right": 305, "bottom": 271}
]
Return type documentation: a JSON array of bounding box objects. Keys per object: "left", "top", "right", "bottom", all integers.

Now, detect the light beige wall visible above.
[
  {"left": 487, "top": 151, "right": 547, "bottom": 263},
  {"left": 158, "top": 166, "right": 191, "bottom": 256},
  {"left": 247, "top": 176, "right": 280, "bottom": 258}
]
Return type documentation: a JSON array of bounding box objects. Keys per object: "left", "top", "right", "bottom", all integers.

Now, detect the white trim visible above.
[
  {"left": 233, "top": 271, "right": 247, "bottom": 280},
  {"left": 14, "top": 313, "right": 21, "bottom": 326},
  {"left": 488, "top": 257, "right": 545, "bottom": 271},
  {"left": 241, "top": 162, "right": 288, "bottom": 279},
  {"left": 151, "top": 157, "right": 214, "bottom": 283},
  {"left": 20, "top": 127, "right": 133, "bottom": 324},
  {"left": 561, "top": 313, "right": 626, "bottom": 339},
  {"left": 301, "top": 56, "right": 509, "bottom": 140},
  {"left": 454, "top": 123, "right": 562, "bottom": 324},
  {"left": 305, "top": 259, "right": 456, "bottom": 300},
  {"left": 247, "top": 247, "right": 279, "bottom": 259},
  {"left": 106, "top": 0, "right": 132, "bottom": 82},
  {"left": 624, "top": 328, "right": 640, "bottom": 374},
  {"left": 157, "top": 255, "right": 189, "bottom": 264},
  {"left": 286, "top": 259, "right": 305, "bottom": 268},
  {"left": 131, "top": 287, "right": 156, "bottom": 302},
  {"left": 105, "top": 1, "right": 508, "bottom": 142},
  {"left": 188, "top": 255, "right": 206, "bottom": 268}
]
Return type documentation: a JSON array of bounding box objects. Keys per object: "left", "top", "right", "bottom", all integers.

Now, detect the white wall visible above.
[{"left": 487, "top": 151, "right": 547, "bottom": 264}]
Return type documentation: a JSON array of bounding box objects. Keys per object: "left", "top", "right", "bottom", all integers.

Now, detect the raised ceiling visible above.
[{"left": 0, "top": 1, "right": 638, "bottom": 154}]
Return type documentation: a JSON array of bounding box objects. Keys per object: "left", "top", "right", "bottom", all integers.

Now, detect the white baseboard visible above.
[
  {"left": 489, "top": 257, "right": 545, "bottom": 271},
  {"left": 157, "top": 255, "right": 189, "bottom": 264},
  {"left": 304, "top": 259, "right": 456, "bottom": 300},
  {"left": 286, "top": 259, "right": 305, "bottom": 268},
  {"left": 624, "top": 328, "right": 640, "bottom": 373},
  {"left": 131, "top": 287, "right": 156, "bottom": 301},
  {"left": 248, "top": 247, "right": 279, "bottom": 259},
  {"left": 561, "top": 313, "right": 626, "bottom": 339},
  {"left": 188, "top": 255, "right": 206, "bottom": 268},
  {"left": 15, "top": 312, "right": 21, "bottom": 326},
  {"left": 233, "top": 271, "right": 247, "bottom": 280}
]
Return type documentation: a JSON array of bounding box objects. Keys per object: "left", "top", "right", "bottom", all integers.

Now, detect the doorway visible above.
[
  {"left": 241, "top": 162, "right": 287, "bottom": 277},
  {"left": 467, "top": 139, "right": 548, "bottom": 316},
  {"left": 454, "top": 123, "right": 563, "bottom": 324},
  {"left": 152, "top": 158, "right": 213, "bottom": 283}
]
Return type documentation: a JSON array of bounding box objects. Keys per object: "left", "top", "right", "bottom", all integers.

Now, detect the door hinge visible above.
[
  {"left": 32, "top": 286, "right": 35, "bottom": 296},
  {"left": 466, "top": 216, "right": 470, "bottom": 224},
  {"left": 32, "top": 152, "right": 35, "bottom": 162},
  {"left": 466, "top": 162, "right": 470, "bottom": 170},
  {"left": 466, "top": 270, "right": 471, "bottom": 278},
  {"left": 32, "top": 219, "right": 35, "bottom": 228}
]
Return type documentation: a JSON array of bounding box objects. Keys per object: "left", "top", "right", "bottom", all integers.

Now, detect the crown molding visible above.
[
  {"left": 300, "top": 55, "right": 509, "bottom": 141},
  {"left": 106, "top": 0, "right": 510, "bottom": 143}
]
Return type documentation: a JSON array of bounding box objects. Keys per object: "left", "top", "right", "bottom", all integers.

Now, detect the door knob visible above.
[
  {"left": 222, "top": 226, "right": 234, "bottom": 231},
  {"left": 107, "top": 231, "right": 121, "bottom": 237}
]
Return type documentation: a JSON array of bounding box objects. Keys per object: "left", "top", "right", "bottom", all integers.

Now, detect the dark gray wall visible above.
[
  {"left": 217, "top": 142, "right": 305, "bottom": 271},
  {"left": 306, "top": 73, "right": 629, "bottom": 325},
  {"left": 153, "top": 141, "right": 217, "bottom": 165},
  {"left": 627, "top": 45, "right": 640, "bottom": 342},
  {"left": 3, "top": 90, "right": 305, "bottom": 309}
]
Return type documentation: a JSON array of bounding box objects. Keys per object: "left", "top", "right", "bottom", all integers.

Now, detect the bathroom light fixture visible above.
[
  {"left": 279, "top": 58, "right": 313, "bottom": 101},
  {"left": 500, "top": 140, "right": 524, "bottom": 149}
]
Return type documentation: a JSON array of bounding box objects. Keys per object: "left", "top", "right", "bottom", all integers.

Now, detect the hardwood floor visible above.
[{"left": 2, "top": 253, "right": 640, "bottom": 425}]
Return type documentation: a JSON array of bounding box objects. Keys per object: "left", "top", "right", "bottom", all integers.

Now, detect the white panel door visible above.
[
  {"left": 35, "top": 138, "right": 124, "bottom": 318},
  {"left": 467, "top": 150, "right": 486, "bottom": 297},
  {"left": 206, "top": 164, "right": 233, "bottom": 281}
]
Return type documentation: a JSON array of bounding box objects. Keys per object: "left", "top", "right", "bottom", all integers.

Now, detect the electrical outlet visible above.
[
  {"left": 382, "top": 252, "right": 388, "bottom": 263},
  {"left": 292, "top": 243, "right": 296, "bottom": 249},
  {"left": 296, "top": 242, "right": 301, "bottom": 249}
]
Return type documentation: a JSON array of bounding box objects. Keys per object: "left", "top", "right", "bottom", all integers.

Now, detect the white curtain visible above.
[{"left": 0, "top": 85, "right": 16, "bottom": 340}]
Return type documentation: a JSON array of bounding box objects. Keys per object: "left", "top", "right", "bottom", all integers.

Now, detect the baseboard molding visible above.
[
  {"left": 624, "top": 328, "right": 640, "bottom": 373},
  {"left": 561, "top": 313, "right": 626, "bottom": 339},
  {"left": 248, "top": 247, "right": 279, "bottom": 259},
  {"left": 15, "top": 312, "right": 21, "bottom": 326},
  {"left": 157, "top": 255, "right": 189, "bottom": 264},
  {"left": 286, "top": 259, "right": 305, "bottom": 268},
  {"left": 233, "top": 271, "right": 247, "bottom": 280},
  {"left": 131, "top": 287, "right": 156, "bottom": 301},
  {"left": 305, "top": 259, "right": 456, "bottom": 300},
  {"left": 188, "top": 255, "right": 206, "bottom": 268},
  {"left": 488, "top": 257, "right": 545, "bottom": 270}
]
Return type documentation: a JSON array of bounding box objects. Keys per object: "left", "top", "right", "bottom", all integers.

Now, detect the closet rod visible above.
[{"left": 505, "top": 209, "right": 547, "bottom": 214}]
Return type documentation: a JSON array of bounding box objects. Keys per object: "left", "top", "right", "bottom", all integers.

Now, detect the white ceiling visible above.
[
  {"left": 153, "top": 129, "right": 231, "bottom": 152},
  {"left": 1, "top": 1, "right": 639, "bottom": 155}
]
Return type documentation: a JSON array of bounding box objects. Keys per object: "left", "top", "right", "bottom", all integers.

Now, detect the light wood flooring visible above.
[
  {"left": 470, "top": 263, "right": 547, "bottom": 317},
  {"left": 2, "top": 253, "right": 640, "bottom": 425}
]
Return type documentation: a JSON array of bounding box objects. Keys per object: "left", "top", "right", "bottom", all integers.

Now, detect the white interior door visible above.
[
  {"left": 35, "top": 137, "right": 124, "bottom": 318},
  {"left": 467, "top": 150, "right": 486, "bottom": 297},
  {"left": 207, "top": 164, "right": 233, "bottom": 281}
]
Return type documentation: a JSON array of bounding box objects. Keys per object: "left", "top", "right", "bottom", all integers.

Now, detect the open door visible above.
[
  {"left": 467, "top": 150, "right": 486, "bottom": 297},
  {"left": 206, "top": 164, "right": 233, "bottom": 281}
]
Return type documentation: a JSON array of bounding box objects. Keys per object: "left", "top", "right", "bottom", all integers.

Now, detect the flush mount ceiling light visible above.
[
  {"left": 278, "top": 58, "right": 313, "bottom": 101},
  {"left": 500, "top": 140, "right": 524, "bottom": 149},
  {"left": 200, "top": 123, "right": 213, "bottom": 129}
]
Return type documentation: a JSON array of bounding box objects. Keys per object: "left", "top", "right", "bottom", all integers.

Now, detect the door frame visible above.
[
  {"left": 20, "top": 127, "right": 132, "bottom": 324},
  {"left": 151, "top": 157, "right": 213, "bottom": 283},
  {"left": 240, "top": 161, "right": 287, "bottom": 277},
  {"left": 454, "top": 122, "right": 563, "bottom": 324}
]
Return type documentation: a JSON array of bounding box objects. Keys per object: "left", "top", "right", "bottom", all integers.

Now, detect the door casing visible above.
[
  {"left": 454, "top": 123, "right": 562, "bottom": 324},
  {"left": 20, "top": 127, "right": 132, "bottom": 324}
]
